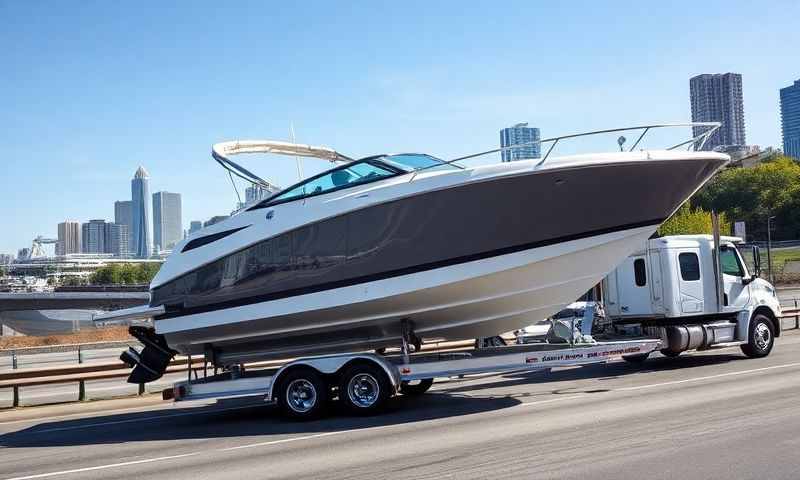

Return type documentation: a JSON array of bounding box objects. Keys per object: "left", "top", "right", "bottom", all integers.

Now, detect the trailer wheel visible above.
[
  {"left": 400, "top": 378, "right": 434, "bottom": 396},
  {"left": 622, "top": 353, "right": 649, "bottom": 364},
  {"left": 276, "top": 368, "right": 328, "bottom": 420},
  {"left": 741, "top": 314, "right": 775, "bottom": 358},
  {"left": 339, "top": 363, "right": 392, "bottom": 415}
]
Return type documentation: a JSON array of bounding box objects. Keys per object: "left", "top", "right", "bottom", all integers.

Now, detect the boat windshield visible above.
[
  {"left": 257, "top": 160, "right": 401, "bottom": 207},
  {"left": 379, "top": 153, "right": 458, "bottom": 172}
]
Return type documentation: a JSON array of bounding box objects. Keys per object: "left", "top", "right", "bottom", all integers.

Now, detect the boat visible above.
[{"left": 98, "top": 123, "right": 729, "bottom": 383}]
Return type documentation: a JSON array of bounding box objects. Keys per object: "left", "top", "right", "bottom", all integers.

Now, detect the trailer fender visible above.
[{"left": 266, "top": 353, "right": 400, "bottom": 402}]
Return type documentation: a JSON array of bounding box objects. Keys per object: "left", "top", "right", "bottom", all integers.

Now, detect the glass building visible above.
[
  {"left": 153, "top": 191, "right": 182, "bottom": 252},
  {"left": 500, "top": 123, "right": 541, "bottom": 162},
  {"left": 690, "top": 73, "right": 746, "bottom": 151},
  {"left": 131, "top": 166, "right": 153, "bottom": 258},
  {"left": 780, "top": 79, "right": 800, "bottom": 159}
]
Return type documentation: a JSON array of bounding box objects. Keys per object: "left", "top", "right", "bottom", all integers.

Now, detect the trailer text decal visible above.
[{"left": 526, "top": 346, "right": 642, "bottom": 364}]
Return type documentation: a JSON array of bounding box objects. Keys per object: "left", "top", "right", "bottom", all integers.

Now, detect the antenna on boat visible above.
[{"left": 290, "top": 122, "right": 304, "bottom": 181}]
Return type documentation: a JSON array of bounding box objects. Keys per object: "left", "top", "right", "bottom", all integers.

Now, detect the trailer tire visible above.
[
  {"left": 400, "top": 378, "right": 434, "bottom": 396},
  {"left": 276, "top": 368, "right": 328, "bottom": 420},
  {"left": 338, "top": 362, "right": 392, "bottom": 415},
  {"left": 741, "top": 313, "right": 775, "bottom": 358},
  {"left": 622, "top": 353, "right": 649, "bottom": 364}
]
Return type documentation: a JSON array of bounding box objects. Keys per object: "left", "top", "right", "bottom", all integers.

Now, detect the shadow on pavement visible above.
[{"left": 0, "top": 390, "right": 520, "bottom": 448}]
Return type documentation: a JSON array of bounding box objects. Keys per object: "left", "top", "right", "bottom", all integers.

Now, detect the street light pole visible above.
[{"left": 767, "top": 216, "right": 773, "bottom": 282}]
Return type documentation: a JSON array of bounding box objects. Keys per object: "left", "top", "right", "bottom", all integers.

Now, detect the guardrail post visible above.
[
  {"left": 78, "top": 380, "right": 86, "bottom": 401},
  {"left": 77, "top": 346, "right": 83, "bottom": 364},
  {"left": 138, "top": 383, "right": 145, "bottom": 396},
  {"left": 11, "top": 350, "right": 17, "bottom": 370},
  {"left": 795, "top": 299, "right": 799, "bottom": 329},
  {"left": 12, "top": 386, "right": 19, "bottom": 408}
]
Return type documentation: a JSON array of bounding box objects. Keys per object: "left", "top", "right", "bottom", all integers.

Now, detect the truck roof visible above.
[{"left": 630, "top": 235, "right": 744, "bottom": 254}]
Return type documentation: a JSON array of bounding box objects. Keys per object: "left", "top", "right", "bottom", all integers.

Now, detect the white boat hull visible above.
[{"left": 157, "top": 224, "right": 655, "bottom": 363}]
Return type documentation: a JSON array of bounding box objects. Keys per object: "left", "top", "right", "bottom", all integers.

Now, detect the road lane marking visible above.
[{"left": 4, "top": 361, "right": 800, "bottom": 479}]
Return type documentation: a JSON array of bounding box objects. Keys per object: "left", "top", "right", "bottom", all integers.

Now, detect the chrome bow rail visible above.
[{"left": 449, "top": 122, "right": 722, "bottom": 167}]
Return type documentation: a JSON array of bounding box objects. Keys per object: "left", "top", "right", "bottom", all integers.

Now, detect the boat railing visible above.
[{"left": 446, "top": 122, "right": 722, "bottom": 167}]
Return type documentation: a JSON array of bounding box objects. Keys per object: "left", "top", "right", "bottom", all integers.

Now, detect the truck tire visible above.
[
  {"left": 400, "top": 378, "right": 434, "bottom": 395},
  {"left": 741, "top": 314, "right": 775, "bottom": 358},
  {"left": 622, "top": 353, "right": 650, "bottom": 364},
  {"left": 660, "top": 349, "right": 681, "bottom": 358},
  {"left": 276, "top": 368, "right": 328, "bottom": 420},
  {"left": 338, "top": 362, "right": 392, "bottom": 415}
]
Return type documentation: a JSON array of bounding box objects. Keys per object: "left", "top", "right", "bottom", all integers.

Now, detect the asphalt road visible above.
[{"left": 1, "top": 331, "right": 799, "bottom": 480}]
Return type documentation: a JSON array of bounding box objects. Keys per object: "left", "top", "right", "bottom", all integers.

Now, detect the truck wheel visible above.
[
  {"left": 339, "top": 363, "right": 392, "bottom": 415},
  {"left": 660, "top": 349, "right": 682, "bottom": 358},
  {"left": 400, "top": 378, "right": 434, "bottom": 395},
  {"left": 622, "top": 353, "right": 649, "bottom": 364},
  {"left": 741, "top": 314, "right": 775, "bottom": 358},
  {"left": 276, "top": 368, "right": 328, "bottom": 420}
]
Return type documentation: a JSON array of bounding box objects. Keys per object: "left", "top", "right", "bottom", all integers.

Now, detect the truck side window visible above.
[
  {"left": 679, "top": 252, "right": 700, "bottom": 281},
  {"left": 633, "top": 258, "right": 647, "bottom": 286},
  {"left": 720, "top": 248, "right": 744, "bottom": 277}
]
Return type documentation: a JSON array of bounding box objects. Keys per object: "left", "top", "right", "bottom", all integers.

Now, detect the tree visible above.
[
  {"left": 89, "top": 262, "right": 162, "bottom": 285},
  {"left": 658, "top": 204, "right": 731, "bottom": 236},
  {"left": 693, "top": 156, "right": 800, "bottom": 241}
]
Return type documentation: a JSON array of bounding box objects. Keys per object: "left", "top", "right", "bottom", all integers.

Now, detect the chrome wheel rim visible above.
[
  {"left": 286, "top": 379, "right": 317, "bottom": 413},
  {"left": 347, "top": 373, "right": 380, "bottom": 408},
  {"left": 754, "top": 322, "right": 771, "bottom": 351}
]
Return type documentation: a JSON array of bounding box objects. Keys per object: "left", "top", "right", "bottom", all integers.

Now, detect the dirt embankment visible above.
[{"left": 0, "top": 327, "right": 132, "bottom": 350}]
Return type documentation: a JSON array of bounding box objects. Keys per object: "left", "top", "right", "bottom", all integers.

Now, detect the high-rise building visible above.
[
  {"left": 56, "top": 220, "right": 81, "bottom": 256},
  {"left": 189, "top": 220, "right": 203, "bottom": 235},
  {"left": 81, "top": 219, "right": 108, "bottom": 254},
  {"left": 114, "top": 200, "right": 133, "bottom": 249},
  {"left": 500, "top": 123, "right": 541, "bottom": 162},
  {"left": 106, "top": 223, "right": 130, "bottom": 257},
  {"left": 153, "top": 191, "right": 182, "bottom": 252},
  {"left": 780, "top": 79, "right": 800, "bottom": 159},
  {"left": 131, "top": 166, "right": 153, "bottom": 258},
  {"left": 690, "top": 73, "right": 746, "bottom": 151}
]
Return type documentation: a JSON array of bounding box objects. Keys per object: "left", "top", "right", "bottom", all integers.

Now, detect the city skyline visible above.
[
  {"left": 690, "top": 73, "right": 747, "bottom": 151},
  {"left": 1, "top": 1, "right": 799, "bottom": 253}
]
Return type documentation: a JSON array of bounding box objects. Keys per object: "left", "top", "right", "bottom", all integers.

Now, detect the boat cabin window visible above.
[
  {"left": 720, "top": 246, "right": 745, "bottom": 277},
  {"left": 380, "top": 153, "right": 458, "bottom": 172},
  {"left": 679, "top": 252, "right": 700, "bottom": 281},
  {"left": 263, "top": 161, "right": 399, "bottom": 206}
]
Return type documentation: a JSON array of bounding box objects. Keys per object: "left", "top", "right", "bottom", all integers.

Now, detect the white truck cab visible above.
[{"left": 603, "top": 235, "right": 781, "bottom": 358}]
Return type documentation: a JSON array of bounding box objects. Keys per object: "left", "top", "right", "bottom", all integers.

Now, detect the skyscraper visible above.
[
  {"left": 500, "top": 123, "right": 541, "bottom": 162},
  {"left": 131, "top": 166, "right": 153, "bottom": 258},
  {"left": 56, "top": 220, "right": 81, "bottom": 256},
  {"left": 114, "top": 200, "right": 133, "bottom": 249},
  {"left": 690, "top": 73, "right": 746, "bottom": 151},
  {"left": 106, "top": 223, "right": 130, "bottom": 257},
  {"left": 153, "top": 191, "right": 182, "bottom": 251},
  {"left": 81, "top": 219, "right": 107, "bottom": 254},
  {"left": 780, "top": 79, "right": 800, "bottom": 159}
]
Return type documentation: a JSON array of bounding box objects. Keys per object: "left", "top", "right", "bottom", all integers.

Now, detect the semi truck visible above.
[{"left": 603, "top": 234, "right": 781, "bottom": 361}]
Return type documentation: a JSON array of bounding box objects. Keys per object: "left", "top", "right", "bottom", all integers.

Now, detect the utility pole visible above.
[{"left": 767, "top": 215, "right": 775, "bottom": 283}]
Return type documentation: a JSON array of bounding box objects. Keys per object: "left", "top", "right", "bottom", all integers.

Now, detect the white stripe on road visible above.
[{"left": 4, "top": 361, "right": 800, "bottom": 480}]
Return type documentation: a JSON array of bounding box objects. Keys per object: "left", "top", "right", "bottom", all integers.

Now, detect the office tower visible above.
[
  {"left": 56, "top": 220, "right": 81, "bottom": 255},
  {"left": 131, "top": 166, "right": 153, "bottom": 258},
  {"left": 690, "top": 73, "right": 746, "bottom": 151},
  {"left": 153, "top": 191, "right": 182, "bottom": 251},
  {"left": 780, "top": 79, "right": 800, "bottom": 159},
  {"left": 500, "top": 123, "right": 541, "bottom": 161},
  {"left": 81, "top": 219, "right": 107, "bottom": 254},
  {"left": 114, "top": 200, "right": 133, "bottom": 249},
  {"left": 105, "top": 223, "right": 130, "bottom": 257}
]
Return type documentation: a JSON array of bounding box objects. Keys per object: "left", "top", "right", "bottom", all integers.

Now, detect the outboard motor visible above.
[{"left": 120, "top": 326, "right": 177, "bottom": 384}]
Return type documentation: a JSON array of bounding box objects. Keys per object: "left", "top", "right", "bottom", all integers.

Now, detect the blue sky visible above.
[{"left": 1, "top": 0, "right": 797, "bottom": 254}]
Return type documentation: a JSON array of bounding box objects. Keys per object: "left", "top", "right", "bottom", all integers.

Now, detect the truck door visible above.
[
  {"left": 649, "top": 250, "right": 665, "bottom": 313},
  {"left": 719, "top": 245, "right": 751, "bottom": 310},
  {"left": 615, "top": 256, "right": 653, "bottom": 316},
  {"left": 676, "top": 249, "right": 704, "bottom": 314}
]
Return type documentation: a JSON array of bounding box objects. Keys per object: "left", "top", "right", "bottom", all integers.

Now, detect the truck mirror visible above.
[{"left": 752, "top": 245, "right": 761, "bottom": 277}]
